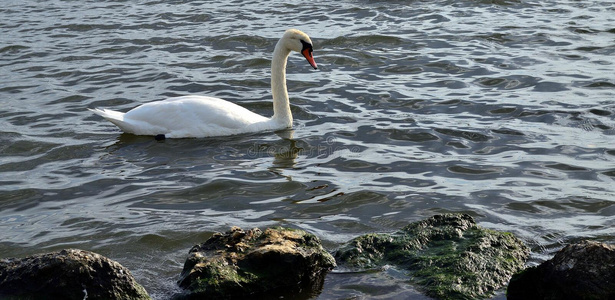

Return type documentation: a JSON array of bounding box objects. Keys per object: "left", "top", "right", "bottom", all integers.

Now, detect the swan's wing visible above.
[
  {"left": 89, "top": 107, "right": 167, "bottom": 135},
  {"left": 123, "top": 95, "right": 270, "bottom": 137}
]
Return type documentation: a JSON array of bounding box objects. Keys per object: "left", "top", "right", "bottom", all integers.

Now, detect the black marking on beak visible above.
[
  {"left": 300, "top": 40, "right": 313, "bottom": 53},
  {"left": 300, "top": 39, "right": 317, "bottom": 70}
]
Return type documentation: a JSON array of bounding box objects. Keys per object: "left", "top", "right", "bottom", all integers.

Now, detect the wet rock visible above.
[
  {"left": 507, "top": 240, "right": 615, "bottom": 300},
  {"left": 176, "top": 226, "right": 336, "bottom": 299},
  {"left": 335, "top": 213, "right": 529, "bottom": 300},
  {"left": 0, "top": 248, "right": 150, "bottom": 300}
]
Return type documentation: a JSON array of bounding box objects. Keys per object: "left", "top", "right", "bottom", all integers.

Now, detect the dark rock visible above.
[
  {"left": 335, "top": 213, "right": 529, "bottom": 300},
  {"left": 507, "top": 240, "right": 615, "bottom": 300},
  {"left": 0, "top": 248, "right": 150, "bottom": 300},
  {"left": 176, "top": 226, "right": 336, "bottom": 299}
]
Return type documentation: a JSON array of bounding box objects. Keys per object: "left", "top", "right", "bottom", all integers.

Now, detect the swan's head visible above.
[{"left": 282, "top": 29, "right": 318, "bottom": 70}]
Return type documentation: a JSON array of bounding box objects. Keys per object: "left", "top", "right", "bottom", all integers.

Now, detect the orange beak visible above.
[{"left": 302, "top": 48, "right": 318, "bottom": 70}]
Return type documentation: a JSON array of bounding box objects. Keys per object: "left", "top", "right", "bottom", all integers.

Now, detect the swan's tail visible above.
[{"left": 88, "top": 108, "right": 130, "bottom": 130}]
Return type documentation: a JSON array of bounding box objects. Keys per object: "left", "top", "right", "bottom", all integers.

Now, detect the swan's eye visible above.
[{"left": 300, "top": 40, "right": 313, "bottom": 52}]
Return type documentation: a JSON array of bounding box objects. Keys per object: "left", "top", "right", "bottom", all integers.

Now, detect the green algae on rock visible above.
[
  {"left": 335, "top": 214, "right": 529, "bottom": 300},
  {"left": 176, "top": 226, "right": 336, "bottom": 299}
]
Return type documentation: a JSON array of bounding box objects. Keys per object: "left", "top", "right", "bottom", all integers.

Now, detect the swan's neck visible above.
[{"left": 271, "top": 41, "right": 292, "bottom": 127}]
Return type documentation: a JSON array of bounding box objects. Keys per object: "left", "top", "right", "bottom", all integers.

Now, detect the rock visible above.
[
  {"left": 507, "top": 240, "right": 615, "bottom": 300},
  {"left": 335, "top": 213, "right": 529, "bottom": 300},
  {"left": 176, "top": 226, "right": 336, "bottom": 299},
  {"left": 0, "top": 248, "right": 150, "bottom": 300}
]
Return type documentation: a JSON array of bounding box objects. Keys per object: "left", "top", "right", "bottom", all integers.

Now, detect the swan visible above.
[{"left": 89, "top": 29, "right": 317, "bottom": 138}]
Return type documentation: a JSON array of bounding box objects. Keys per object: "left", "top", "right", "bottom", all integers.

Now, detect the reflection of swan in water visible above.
[
  {"left": 242, "top": 129, "right": 300, "bottom": 169},
  {"left": 106, "top": 129, "right": 301, "bottom": 170},
  {"left": 272, "top": 131, "right": 301, "bottom": 169},
  {"left": 89, "top": 29, "right": 317, "bottom": 138}
]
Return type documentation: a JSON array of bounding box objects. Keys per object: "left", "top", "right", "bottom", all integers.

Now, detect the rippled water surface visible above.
[{"left": 1, "top": 0, "right": 614, "bottom": 298}]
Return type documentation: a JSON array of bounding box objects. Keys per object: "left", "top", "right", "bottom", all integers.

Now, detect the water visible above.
[{"left": 1, "top": 0, "right": 614, "bottom": 298}]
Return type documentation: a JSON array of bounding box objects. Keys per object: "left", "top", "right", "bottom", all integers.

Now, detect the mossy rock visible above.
[
  {"left": 176, "top": 226, "right": 336, "bottom": 299},
  {"left": 335, "top": 214, "right": 529, "bottom": 300}
]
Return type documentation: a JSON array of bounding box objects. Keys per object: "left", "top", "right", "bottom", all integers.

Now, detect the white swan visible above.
[{"left": 89, "top": 29, "right": 317, "bottom": 138}]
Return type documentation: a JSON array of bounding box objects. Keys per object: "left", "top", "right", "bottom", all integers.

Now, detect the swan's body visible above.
[{"left": 89, "top": 29, "right": 317, "bottom": 138}]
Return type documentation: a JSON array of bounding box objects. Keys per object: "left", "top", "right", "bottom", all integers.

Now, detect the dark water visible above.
[{"left": 1, "top": 0, "right": 614, "bottom": 299}]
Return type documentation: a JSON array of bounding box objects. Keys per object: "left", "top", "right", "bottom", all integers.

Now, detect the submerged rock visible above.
[
  {"left": 0, "top": 248, "right": 150, "bottom": 300},
  {"left": 335, "top": 213, "right": 529, "bottom": 300},
  {"left": 507, "top": 240, "right": 615, "bottom": 300},
  {"left": 176, "top": 226, "right": 336, "bottom": 299}
]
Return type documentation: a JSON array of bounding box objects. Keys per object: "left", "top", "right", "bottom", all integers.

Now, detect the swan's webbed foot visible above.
[{"left": 154, "top": 134, "right": 166, "bottom": 141}]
